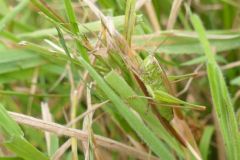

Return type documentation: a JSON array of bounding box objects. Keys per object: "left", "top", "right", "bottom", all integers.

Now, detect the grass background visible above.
[{"left": 0, "top": 0, "right": 240, "bottom": 160}]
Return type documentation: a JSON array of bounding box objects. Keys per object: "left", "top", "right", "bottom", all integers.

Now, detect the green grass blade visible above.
[
  {"left": 20, "top": 42, "right": 174, "bottom": 158},
  {"left": 64, "top": 0, "right": 80, "bottom": 35},
  {"left": 0, "top": 31, "right": 20, "bottom": 42},
  {"left": 64, "top": 0, "right": 89, "bottom": 62},
  {"left": 32, "top": 0, "right": 89, "bottom": 62},
  {"left": 4, "top": 136, "right": 48, "bottom": 160},
  {"left": 134, "top": 32, "right": 240, "bottom": 54},
  {"left": 30, "top": 0, "right": 65, "bottom": 25},
  {"left": 105, "top": 70, "right": 184, "bottom": 158},
  {"left": 199, "top": 126, "right": 214, "bottom": 160},
  {"left": 17, "top": 15, "right": 142, "bottom": 39},
  {"left": 0, "top": 104, "right": 23, "bottom": 137},
  {"left": 55, "top": 27, "right": 71, "bottom": 59},
  {"left": 0, "top": 49, "right": 46, "bottom": 75},
  {"left": 124, "top": 0, "right": 136, "bottom": 46},
  {"left": 0, "top": 0, "right": 29, "bottom": 31},
  {"left": 181, "top": 55, "right": 226, "bottom": 66},
  {"left": 190, "top": 16, "right": 214, "bottom": 62},
  {"left": 0, "top": 104, "right": 49, "bottom": 160},
  {"left": 77, "top": 57, "right": 175, "bottom": 159},
  {"left": 190, "top": 13, "right": 240, "bottom": 160},
  {"left": 231, "top": 76, "right": 240, "bottom": 86}
]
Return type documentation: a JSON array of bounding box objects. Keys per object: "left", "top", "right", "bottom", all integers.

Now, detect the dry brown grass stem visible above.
[
  {"left": 167, "top": 0, "right": 184, "bottom": 29},
  {"left": 144, "top": 1, "right": 161, "bottom": 31},
  {"left": 66, "top": 100, "right": 109, "bottom": 127},
  {"left": 8, "top": 111, "right": 159, "bottom": 160},
  {"left": 52, "top": 139, "right": 71, "bottom": 160}
]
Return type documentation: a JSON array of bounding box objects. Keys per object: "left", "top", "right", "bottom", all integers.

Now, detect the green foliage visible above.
[
  {"left": 199, "top": 126, "right": 214, "bottom": 160},
  {"left": 78, "top": 56, "right": 175, "bottom": 159},
  {"left": 0, "top": 0, "right": 240, "bottom": 159},
  {"left": 0, "top": 104, "right": 48, "bottom": 160},
  {"left": 0, "top": 0, "right": 29, "bottom": 31},
  {"left": 105, "top": 70, "right": 184, "bottom": 157},
  {"left": 191, "top": 13, "right": 240, "bottom": 160}
]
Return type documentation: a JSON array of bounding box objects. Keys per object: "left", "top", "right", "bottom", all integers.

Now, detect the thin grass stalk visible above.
[
  {"left": 64, "top": 0, "right": 89, "bottom": 62},
  {"left": 191, "top": 13, "right": 240, "bottom": 160}
]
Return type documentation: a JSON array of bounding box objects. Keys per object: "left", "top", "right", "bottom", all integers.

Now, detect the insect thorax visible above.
[{"left": 140, "top": 55, "right": 166, "bottom": 92}]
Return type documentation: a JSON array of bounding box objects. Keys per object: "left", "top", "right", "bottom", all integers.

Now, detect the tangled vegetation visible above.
[{"left": 0, "top": 0, "right": 240, "bottom": 160}]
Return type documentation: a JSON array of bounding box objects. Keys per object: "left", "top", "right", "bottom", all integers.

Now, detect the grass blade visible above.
[
  {"left": 134, "top": 32, "right": 240, "bottom": 54},
  {"left": 0, "top": 0, "right": 29, "bottom": 31},
  {"left": 190, "top": 13, "right": 240, "bottom": 160},
  {"left": 64, "top": 0, "right": 89, "bottom": 62},
  {"left": 4, "top": 136, "right": 48, "bottom": 160},
  {"left": 17, "top": 15, "right": 143, "bottom": 39},
  {"left": 0, "top": 104, "right": 49, "bottom": 160},
  {"left": 77, "top": 57, "right": 175, "bottom": 159},
  {"left": 124, "top": 0, "right": 136, "bottom": 46},
  {"left": 105, "top": 70, "right": 184, "bottom": 158},
  {"left": 199, "top": 126, "right": 214, "bottom": 160},
  {"left": 0, "top": 49, "right": 46, "bottom": 75},
  {"left": 0, "top": 104, "right": 23, "bottom": 137},
  {"left": 30, "top": 0, "right": 65, "bottom": 25}
]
